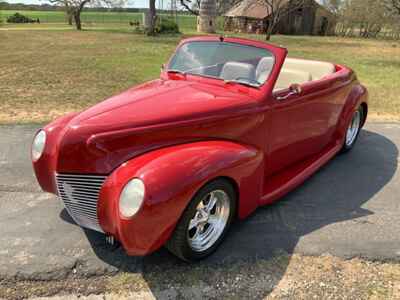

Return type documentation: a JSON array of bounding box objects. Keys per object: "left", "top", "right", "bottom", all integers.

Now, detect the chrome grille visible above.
[{"left": 56, "top": 173, "right": 107, "bottom": 232}]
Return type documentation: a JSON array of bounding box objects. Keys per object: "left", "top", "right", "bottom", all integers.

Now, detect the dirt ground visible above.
[{"left": 1, "top": 254, "right": 400, "bottom": 300}]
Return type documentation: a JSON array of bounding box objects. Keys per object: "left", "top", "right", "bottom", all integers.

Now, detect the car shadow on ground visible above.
[{"left": 61, "top": 129, "right": 398, "bottom": 298}]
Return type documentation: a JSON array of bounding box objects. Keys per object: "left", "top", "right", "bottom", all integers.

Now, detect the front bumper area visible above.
[
  {"left": 56, "top": 173, "right": 107, "bottom": 233},
  {"left": 96, "top": 159, "right": 189, "bottom": 256},
  {"left": 32, "top": 121, "right": 183, "bottom": 257},
  {"left": 53, "top": 168, "right": 178, "bottom": 256}
]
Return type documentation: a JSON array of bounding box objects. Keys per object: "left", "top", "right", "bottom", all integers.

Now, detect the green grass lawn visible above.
[
  {"left": 1, "top": 10, "right": 143, "bottom": 23},
  {"left": 0, "top": 22, "right": 399, "bottom": 123},
  {"left": 0, "top": 10, "right": 209, "bottom": 31}
]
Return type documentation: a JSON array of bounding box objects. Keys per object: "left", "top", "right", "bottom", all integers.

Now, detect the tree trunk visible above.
[
  {"left": 67, "top": 12, "right": 73, "bottom": 26},
  {"left": 265, "top": 26, "right": 273, "bottom": 40},
  {"left": 65, "top": 4, "right": 73, "bottom": 26},
  {"left": 265, "top": 14, "right": 278, "bottom": 41},
  {"left": 74, "top": 11, "right": 82, "bottom": 30},
  {"left": 148, "top": 0, "right": 157, "bottom": 35}
]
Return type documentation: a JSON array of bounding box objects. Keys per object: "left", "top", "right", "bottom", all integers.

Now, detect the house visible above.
[{"left": 224, "top": 0, "right": 337, "bottom": 36}]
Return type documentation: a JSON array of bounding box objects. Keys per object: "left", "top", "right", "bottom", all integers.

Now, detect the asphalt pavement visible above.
[{"left": 0, "top": 123, "right": 399, "bottom": 281}]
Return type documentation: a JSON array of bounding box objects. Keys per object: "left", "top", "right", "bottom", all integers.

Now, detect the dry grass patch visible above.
[
  {"left": 0, "top": 30, "right": 177, "bottom": 123},
  {"left": 1, "top": 28, "right": 399, "bottom": 124}
]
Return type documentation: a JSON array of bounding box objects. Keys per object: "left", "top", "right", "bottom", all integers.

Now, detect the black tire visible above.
[
  {"left": 340, "top": 106, "right": 364, "bottom": 153},
  {"left": 166, "top": 178, "right": 237, "bottom": 262}
]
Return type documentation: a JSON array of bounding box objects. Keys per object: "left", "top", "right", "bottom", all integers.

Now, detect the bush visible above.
[
  {"left": 7, "top": 13, "right": 38, "bottom": 23},
  {"left": 143, "top": 17, "right": 180, "bottom": 36},
  {"left": 156, "top": 17, "right": 180, "bottom": 34}
]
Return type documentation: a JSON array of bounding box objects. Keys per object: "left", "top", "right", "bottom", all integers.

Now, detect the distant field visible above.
[
  {"left": 0, "top": 10, "right": 211, "bottom": 30},
  {"left": 1, "top": 10, "right": 143, "bottom": 23},
  {"left": 0, "top": 22, "right": 399, "bottom": 123}
]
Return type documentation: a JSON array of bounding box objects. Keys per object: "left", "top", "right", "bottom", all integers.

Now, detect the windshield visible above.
[{"left": 168, "top": 41, "right": 275, "bottom": 87}]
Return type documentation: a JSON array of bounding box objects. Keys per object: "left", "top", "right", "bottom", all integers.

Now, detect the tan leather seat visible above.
[
  {"left": 283, "top": 58, "right": 335, "bottom": 80},
  {"left": 273, "top": 58, "right": 335, "bottom": 91},
  {"left": 275, "top": 69, "right": 313, "bottom": 91}
]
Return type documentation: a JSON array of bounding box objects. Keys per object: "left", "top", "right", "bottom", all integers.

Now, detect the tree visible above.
[
  {"left": 322, "top": 0, "right": 342, "bottom": 14},
  {"left": 148, "top": 0, "right": 157, "bottom": 35},
  {"left": 49, "top": 0, "right": 125, "bottom": 30},
  {"left": 386, "top": 0, "right": 400, "bottom": 15},
  {"left": 64, "top": 1, "right": 74, "bottom": 25},
  {"left": 338, "top": 0, "right": 388, "bottom": 38},
  {"left": 179, "top": 0, "right": 200, "bottom": 15},
  {"left": 261, "top": 0, "right": 306, "bottom": 40}
]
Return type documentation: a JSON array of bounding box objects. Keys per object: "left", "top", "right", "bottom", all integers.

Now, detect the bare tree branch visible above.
[
  {"left": 261, "top": 0, "right": 307, "bottom": 40},
  {"left": 181, "top": 0, "right": 239, "bottom": 16},
  {"left": 389, "top": 0, "right": 400, "bottom": 14},
  {"left": 49, "top": 0, "right": 126, "bottom": 30},
  {"left": 179, "top": 0, "right": 200, "bottom": 15}
]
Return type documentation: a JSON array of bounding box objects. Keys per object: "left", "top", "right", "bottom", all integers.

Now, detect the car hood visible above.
[
  {"left": 54, "top": 79, "right": 263, "bottom": 174},
  {"left": 68, "top": 79, "right": 255, "bottom": 131}
]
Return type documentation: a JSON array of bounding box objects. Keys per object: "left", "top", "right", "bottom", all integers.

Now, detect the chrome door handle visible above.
[
  {"left": 276, "top": 84, "right": 303, "bottom": 101},
  {"left": 276, "top": 91, "right": 298, "bottom": 101}
]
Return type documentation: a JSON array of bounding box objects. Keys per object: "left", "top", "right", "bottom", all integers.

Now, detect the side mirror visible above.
[{"left": 161, "top": 64, "right": 166, "bottom": 72}]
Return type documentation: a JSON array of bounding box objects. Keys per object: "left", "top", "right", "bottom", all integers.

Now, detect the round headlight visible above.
[
  {"left": 119, "top": 178, "right": 145, "bottom": 218},
  {"left": 32, "top": 130, "right": 46, "bottom": 162}
]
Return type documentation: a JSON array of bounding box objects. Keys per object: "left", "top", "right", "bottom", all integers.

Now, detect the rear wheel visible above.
[
  {"left": 166, "top": 179, "right": 236, "bottom": 262},
  {"left": 341, "top": 106, "right": 363, "bottom": 153}
]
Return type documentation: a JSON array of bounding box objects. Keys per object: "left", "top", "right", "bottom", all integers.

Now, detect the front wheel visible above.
[
  {"left": 341, "top": 106, "right": 364, "bottom": 153},
  {"left": 166, "top": 179, "right": 236, "bottom": 262}
]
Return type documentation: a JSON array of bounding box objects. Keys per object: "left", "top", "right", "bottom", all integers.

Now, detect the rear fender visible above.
[
  {"left": 336, "top": 84, "right": 368, "bottom": 142},
  {"left": 98, "top": 141, "right": 264, "bottom": 255}
]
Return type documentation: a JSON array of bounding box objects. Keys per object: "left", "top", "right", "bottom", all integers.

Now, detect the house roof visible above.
[
  {"left": 224, "top": 0, "right": 273, "bottom": 19},
  {"left": 224, "top": 0, "right": 334, "bottom": 20}
]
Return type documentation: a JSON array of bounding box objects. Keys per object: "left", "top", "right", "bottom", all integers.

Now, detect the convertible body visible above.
[{"left": 32, "top": 36, "right": 368, "bottom": 259}]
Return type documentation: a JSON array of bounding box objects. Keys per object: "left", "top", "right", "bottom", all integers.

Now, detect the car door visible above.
[{"left": 266, "top": 82, "right": 338, "bottom": 176}]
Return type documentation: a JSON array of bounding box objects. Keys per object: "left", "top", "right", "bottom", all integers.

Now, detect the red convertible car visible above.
[{"left": 32, "top": 36, "right": 368, "bottom": 261}]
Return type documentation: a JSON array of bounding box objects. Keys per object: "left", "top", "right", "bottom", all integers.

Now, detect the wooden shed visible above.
[{"left": 224, "top": 0, "right": 337, "bottom": 36}]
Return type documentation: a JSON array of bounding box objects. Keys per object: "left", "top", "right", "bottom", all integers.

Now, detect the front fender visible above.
[
  {"left": 32, "top": 112, "right": 79, "bottom": 194},
  {"left": 98, "top": 141, "right": 263, "bottom": 255}
]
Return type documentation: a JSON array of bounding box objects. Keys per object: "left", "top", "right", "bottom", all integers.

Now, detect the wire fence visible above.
[{"left": 335, "top": 22, "right": 400, "bottom": 40}]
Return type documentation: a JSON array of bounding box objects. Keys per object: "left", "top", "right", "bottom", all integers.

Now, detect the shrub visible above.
[
  {"left": 156, "top": 18, "right": 180, "bottom": 34},
  {"left": 143, "top": 17, "right": 180, "bottom": 35},
  {"left": 7, "top": 13, "right": 38, "bottom": 24}
]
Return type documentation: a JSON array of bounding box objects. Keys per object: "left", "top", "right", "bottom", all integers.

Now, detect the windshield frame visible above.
[{"left": 167, "top": 40, "right": 277, "bottom": 89}]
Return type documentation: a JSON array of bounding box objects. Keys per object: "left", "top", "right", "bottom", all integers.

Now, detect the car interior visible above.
[
  {"left": 274, "top": 58, "right": 336, "bottom": 91},
  {"left": 219, "top": 57, "right": 336, "bottom": 91}
]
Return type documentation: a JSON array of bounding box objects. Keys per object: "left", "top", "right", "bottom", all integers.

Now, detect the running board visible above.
[{"left": 260, "top": 141, "right": 342, "bottom": 206}]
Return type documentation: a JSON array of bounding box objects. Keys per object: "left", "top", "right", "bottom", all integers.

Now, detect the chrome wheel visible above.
[
  {"left": 187, "top": 190, "right": 230, "bottom": 252},
  {"left": 345, "top": 110, "right": 361, "bottom": 147}
]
